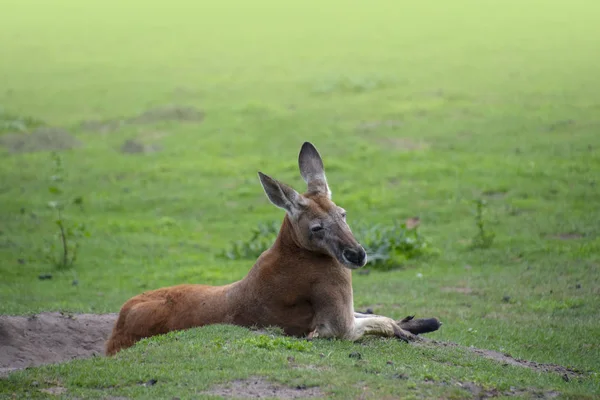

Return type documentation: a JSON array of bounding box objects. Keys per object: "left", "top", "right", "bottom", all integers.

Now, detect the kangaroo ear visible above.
[
  {"left": 258, "top": 172, "right": 307, "bottom": 216},
  {"left": 298, "top": 142, "right": 331, "bottom": 198}
]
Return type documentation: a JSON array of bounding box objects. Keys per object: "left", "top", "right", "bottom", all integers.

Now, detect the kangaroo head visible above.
[{"left": 258, "top": 142, "right": 367, "bottom": 269}]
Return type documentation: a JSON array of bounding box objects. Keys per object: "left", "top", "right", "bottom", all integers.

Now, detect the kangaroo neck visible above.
[{"left": 273, "top": 214, "right": 303, "bottom": 251}]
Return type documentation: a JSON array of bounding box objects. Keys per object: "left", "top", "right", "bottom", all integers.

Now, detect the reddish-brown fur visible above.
[{"left": 106, "top": 143, "right": 440, "bottom": 355}]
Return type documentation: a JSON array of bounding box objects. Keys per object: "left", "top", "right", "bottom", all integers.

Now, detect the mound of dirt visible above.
[
  {"left": 79, "top": 105, "right": 204, "bottom": 133},
  {"left": 79, "top": 119, "right": 123, "bottom": 134},
  {"left": 120, "top": 139, "right": 162, "bottom": 154},
  {"left": 0, "top": 312, "right": 117, "bottom": 377},
  {"left": 204, "top": 377, "right": 322, "bottom": 399},
  {"left": 0, "top": 127, "right": 81, "bottom": 153}
]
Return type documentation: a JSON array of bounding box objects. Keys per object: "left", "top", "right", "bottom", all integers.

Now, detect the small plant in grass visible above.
[
  {"left": 0, "top": 107, "right": 45, "bottom": 133},
  {"left": 241, "top": 334, "right": 313, "bottom": 352},
  {"left": 470, "top": 198, "right": 495, "bottom": 249},
  {"left": 44, "top": 153, "right": 89, "bottom": 269},
  {"left": 220, "top": 221, "right": 280, "bottom": 260},
  {"left": 356, "top": 222, "right": 431, "bottom": 271},
  {"left": 220, "top": 219, "right": 432, "bottom": 271}
]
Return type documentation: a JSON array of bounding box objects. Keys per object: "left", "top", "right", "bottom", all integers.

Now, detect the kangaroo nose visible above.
[{"left": 343, "top": 247, "right": 367, "bottom": 267}]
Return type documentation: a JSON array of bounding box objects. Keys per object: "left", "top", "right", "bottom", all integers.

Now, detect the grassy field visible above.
[{"left": 1, "top": 0, "right": 600, "bottom": 398}]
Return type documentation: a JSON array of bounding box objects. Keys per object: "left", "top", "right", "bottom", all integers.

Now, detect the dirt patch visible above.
[
  {"left": 40, "top": 386, "right": 67, "bottom": 396},
  {"left": 0, "top": 312, "right": 117, "bottom": 377},
  {"left": 549, "top": 233, "right": 584, "bottom": 240},
  {"left": 120, "top": 139, "right": 162, "bottom": 154},
  {"left": 120, "top": 131, "right": 168, "bottom": 154},
  {"left": 204, "top": 377, "right": 322, "bottom": 399},
  {"left": 0, "top": 127, "right": 80, "bottom": 153},
  {"left": 79, "top": 105, "right": 204, "bottom": 133},
  {"left": 452, "top": 381, "right": 559, "bottom": 399},
  {"left": 426, "top": 339, "right": 584, "bottom": 378},
  {"left": 481, "top": 190, "right": 508, "bottom": 199},
  {"left": 405, "top": 217, "right": 420, "bottom": 230}
]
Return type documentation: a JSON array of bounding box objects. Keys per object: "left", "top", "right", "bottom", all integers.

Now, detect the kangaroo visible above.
[{"left": 106, "top": 142, "right": 441, "bottom": 355}]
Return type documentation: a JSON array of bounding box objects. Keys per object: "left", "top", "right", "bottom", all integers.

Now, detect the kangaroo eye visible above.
[
  {"left": 341, "top": 212, "right": 347, "bottom": 219},
  {"left": 311, "top": 225, "right": 324, "bottom": 233}
]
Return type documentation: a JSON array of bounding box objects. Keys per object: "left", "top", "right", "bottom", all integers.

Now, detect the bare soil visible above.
[
  {"left": 481, "top": 189, "right": 508, "bottom": 199},
  {"left": 129, "top": 106, "right": 204, "bottom": 124},
  {"left": 550, "top": 233, "right": 584, "bottom": 240},
  {"left": 120, "top": 139, "right": 162, "bottom": 154},
  {"left": 79, "top": 105, "right": 204, "bottom": 133},
  {"left": 0, "top": 312, "right": 116, "bottom": 377},
  {"left": 0, "top": 127, "right": 80, "bottom": 153},
  {"left": 204, "top": 377, "right": 323, "bottom": 399},
  {"left": 425, "top": 339, "right": 583, "bottom": 378},
  {"left": 430, "top": 380, "right": 560, "bottom": 400},
  {"left": 39, "top": 386, "right": 67, "bottom": 396}
]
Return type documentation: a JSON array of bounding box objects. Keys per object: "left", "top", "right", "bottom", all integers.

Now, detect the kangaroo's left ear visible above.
[{"left": 258, "top": 171, "right": 307, "bottom": 217}]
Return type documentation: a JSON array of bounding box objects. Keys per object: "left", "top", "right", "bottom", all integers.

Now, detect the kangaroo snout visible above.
[{"left": 342, "top": 247, "right": 367, "bottom": 268}]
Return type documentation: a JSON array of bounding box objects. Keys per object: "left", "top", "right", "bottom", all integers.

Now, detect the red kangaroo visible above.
[{"left": 106, "top": 142, "right": 441, "bottom": 355}]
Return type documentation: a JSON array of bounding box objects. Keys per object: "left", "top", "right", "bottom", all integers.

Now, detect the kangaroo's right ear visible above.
[
  {"left": 298, "top": 142, "right": 331, "bottom": 198},
  {"left": 258, "top": 172, "right": 307, "bottom": 216}
]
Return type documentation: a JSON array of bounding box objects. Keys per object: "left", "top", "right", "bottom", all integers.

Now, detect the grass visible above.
[{"left": 1, "top": 0, "right": 599, "bottom": 398}]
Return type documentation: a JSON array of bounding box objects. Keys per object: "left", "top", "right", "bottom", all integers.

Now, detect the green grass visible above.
[{"left": 1, "top": 0, "right": 600, "bottom": 398}]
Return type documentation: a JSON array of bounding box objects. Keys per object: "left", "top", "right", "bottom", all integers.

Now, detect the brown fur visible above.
[{"left": 106, "top": 143, "right": 440, "bottom": 355}]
